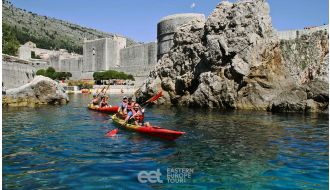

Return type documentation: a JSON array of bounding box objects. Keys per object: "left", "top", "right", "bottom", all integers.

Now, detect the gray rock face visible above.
[
  {"left": 280, "top": 30, "right": 329, "bottom": 84},
  {"left": 3, "top": 76, "right": 69, "bottom": 107},
  {"left": 136, "top": 0, "right": 328, "bottom": 113}
]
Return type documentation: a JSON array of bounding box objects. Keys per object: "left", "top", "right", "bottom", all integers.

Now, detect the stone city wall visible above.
[
  {"left": 83, "top": 37, "right": 126, "bottom": 72},
  {"left": 277, "top": 25, "right": 328, "bottom": 40},
  {"left": 119, "top": 42, "right": 157, "bottom": 86},
  {"left": 58, "top": 56, "right": 84, "bottom": 80},
  {"left": 3, "top": 55, "right": 36, "bottom": 89}
]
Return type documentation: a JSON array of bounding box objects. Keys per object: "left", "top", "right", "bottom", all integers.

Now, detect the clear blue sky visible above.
[{"left": 9, "top": 0, "right": 329, "bottom": 42}]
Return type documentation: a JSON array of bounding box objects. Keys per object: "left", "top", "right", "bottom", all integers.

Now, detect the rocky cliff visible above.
[
  {"left": 136, "top": 0, "right": 328, "bottom": 113},
  {"left": 3, "top": 76, "right": 69, "bottom": 107}
]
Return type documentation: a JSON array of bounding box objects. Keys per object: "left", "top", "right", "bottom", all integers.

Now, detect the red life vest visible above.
[
  {"left": 131, "top": 109, "right": 144, "bottom": 123},
  {"left": 127, "top": 102, "right": 134, "bottom": 111}
]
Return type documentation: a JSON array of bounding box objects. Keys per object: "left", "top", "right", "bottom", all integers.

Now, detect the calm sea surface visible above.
[{"left": 3, "top": 94, "right": 329, "bottom": 189}]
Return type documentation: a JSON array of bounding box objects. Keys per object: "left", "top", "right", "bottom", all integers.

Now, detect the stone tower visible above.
[
  {"left": 157, "top": 13, "right": 205, "bottom": 59},
  {"left": 83, "top": 37, "right": 127, "bottom": 72}
]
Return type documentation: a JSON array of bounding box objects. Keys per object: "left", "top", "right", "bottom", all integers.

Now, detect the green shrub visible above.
[
  {"left": 36, "top": 69, "right": 46, "bottom": 76},
  {"left": 45, "top": 67, "right": 56, "bottom": 79},
  {"left": 93, "top": 70, "right": 135, "bottom": 81},
  {"left": 67, "top": 80, "right": 94, "bottom": 89},
  {"left": 36, "top": 67, "right": 72, "bottom": 80},
  {"left": 2, "top": 22, "right": 20, "bottom": 55}
]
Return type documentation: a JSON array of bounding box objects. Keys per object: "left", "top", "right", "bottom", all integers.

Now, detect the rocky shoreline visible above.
[
  {"left": 136, "top": 0, "right": 328, "bottom": 113},
  {"left": 3, "top": 76, "right": 69, "bottom": 107}
]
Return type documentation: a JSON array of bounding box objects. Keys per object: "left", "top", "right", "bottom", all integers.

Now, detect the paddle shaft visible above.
[
  {"left": 96, "top": 86, "right": 106, "bottom": 97},
  {"left": 96, "top": 82, "right": 111, "bottom": 98}
]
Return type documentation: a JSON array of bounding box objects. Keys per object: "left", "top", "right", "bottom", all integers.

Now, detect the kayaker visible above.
[
  {"left": 118, "top": 96, "right": 128, "bottom": 113},
  {"left": 125, "top": 103, "right": 149, "bottom": 127},
  {"left": 124, "top": 97, "right": 135, "bottom": 114},
  {"left": 99, "top": 96, "right": 109, "bottom": 108},
  {"left": 91, "top": 94, "right": 100, "bottom": 106}
]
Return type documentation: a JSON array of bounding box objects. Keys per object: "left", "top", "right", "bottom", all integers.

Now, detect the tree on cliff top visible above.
[{"left": 2, "top": 22, "right": 20, "bottom": 55}]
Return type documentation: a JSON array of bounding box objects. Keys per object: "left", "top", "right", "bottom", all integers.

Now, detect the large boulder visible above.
[
  {"left": 3, "top": 76, "right": 69, "bottom": 107},
  {"left": 136, "top": 0, "right": 328, "bottom": 113}
]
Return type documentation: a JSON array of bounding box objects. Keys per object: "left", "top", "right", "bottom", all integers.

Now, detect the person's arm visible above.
[
  {"left": 125, "top": 111, "right": 132, "bottom": 122},
  {"left": 118, "top": 104, "right": 122, "bottom": 112},
  {"left": 123, "top": 105, "right": 128, "bottom": 113},
  {"left": 138, "top": 105, "right": 145, "bottom": 113}
]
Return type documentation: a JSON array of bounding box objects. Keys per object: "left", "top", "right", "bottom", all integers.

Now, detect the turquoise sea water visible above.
[{"left": 3, "top": 94, "right": 329, "bottom": 189}]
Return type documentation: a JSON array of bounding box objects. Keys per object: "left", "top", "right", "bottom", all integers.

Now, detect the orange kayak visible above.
[{"left": 81, "top": 89, "right": 91, "bottom": 94}]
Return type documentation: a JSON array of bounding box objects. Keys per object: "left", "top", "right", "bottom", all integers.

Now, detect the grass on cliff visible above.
[
  {"left": 2, "top": 22, "right": 20, "bottom": 55},
  {"left": 2, "top": 22, "right": 83, "bottom": 54}
]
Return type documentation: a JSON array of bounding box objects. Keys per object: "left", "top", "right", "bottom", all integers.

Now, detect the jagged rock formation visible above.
[
  {"left": 270, "top": 29, "right": 329, "bottom": 113},
  {"left": 136, "top": 0, "right": 328, "bottom": 113},
  {"left": 280, "top": 30, "right": 329, "bottom": 84},
  {"left": 3, "top": 76, "right": 69, "bottom": 107}
]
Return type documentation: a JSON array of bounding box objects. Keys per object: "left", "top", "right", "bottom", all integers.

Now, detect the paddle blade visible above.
[
  {"left": 105, "top": 129, "right": 118, "bottom": 137},
  {"left": 145, "top": 91, "right": 163, "bottom": 104}
]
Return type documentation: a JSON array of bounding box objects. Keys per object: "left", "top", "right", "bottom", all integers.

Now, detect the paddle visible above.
[
  {"left": 105, "top": 128, "right": 118, "bottom": 137},
  {"left": 106, "top": 113, "right": 126, "bottom": 137},
  {"left": 103, "top": 82, "right": 111, "bottom": 95},
  {"left": 96, "top": 86, "right": 106, "bottom": 97},
  {"left": 141, "top": 91, "right": 163, "bottom": 106}
]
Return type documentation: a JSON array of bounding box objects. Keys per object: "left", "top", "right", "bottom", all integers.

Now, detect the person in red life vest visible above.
[
  {"left": 99, "top": 95, "right": 110, "bottom": 108},
  {"left": 125, "top": 103, "right": 150, "bottom": 127},
  {"left": 124, "top": 97, "right": 135, "bottom": 114}
]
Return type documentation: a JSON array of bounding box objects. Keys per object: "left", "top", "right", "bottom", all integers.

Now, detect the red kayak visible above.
[
  {"left": 111, "top": 114, "right": 185, "bottom": 141},
  {"left": 88, "top": 104, "right": 119, "bottom": 114}
]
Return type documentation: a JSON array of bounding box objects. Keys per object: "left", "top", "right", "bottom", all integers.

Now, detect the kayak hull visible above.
[
  {"left": 111, "top": 114, "right": 185, "bottom": 141},
  {"left": 88, "top": 104, "right": 119, "bottom": 114}
]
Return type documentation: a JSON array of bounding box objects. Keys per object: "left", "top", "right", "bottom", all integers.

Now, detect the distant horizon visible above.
[{"left": 6, "top": 0, "right": 329, "bottom": 43}]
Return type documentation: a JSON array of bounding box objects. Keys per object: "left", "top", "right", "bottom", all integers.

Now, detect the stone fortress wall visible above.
[
  {"left": 276, "top": 25, "right": 328, "bottom": 40},
  {"left": 83, "top": 36, "right": 127, "bottom": 72},
  {"left": 57, "top": 56, "right": 84, "bottom": 79},
  {"left": 2, "top": 55, "right": 36, "bottom": 89},
  {"left": 118, "top": 42, "right": 157, "bottom": 86}
]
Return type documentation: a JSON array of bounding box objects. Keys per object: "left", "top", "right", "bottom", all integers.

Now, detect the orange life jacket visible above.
[
  {"left": 131, "top": 109, "right": 144, "bottom": 123},
  {"left": 127, "top": 102, "right": 134, "bottom": 111}
]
